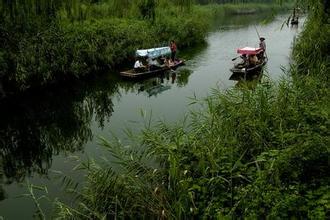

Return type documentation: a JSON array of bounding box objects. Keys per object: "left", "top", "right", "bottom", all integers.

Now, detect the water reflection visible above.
[
  {"left": 0, "top": 66, "right": 192, "bottom": 197},
  {"left": 138, "top": 77, "right": 171, "bottom": 97},
  {"left": 136, "top": 69, "right": 192, "bottom": 97},
  {"left": 119, "top": 68, "right": 192, "bottom": 97},
  {"left": 290, "top": 23, "right": 299, "bottom": 29},
  {"left": 0, "top": 75, "right": 119, "bottom": 198},
  {"left": 213, "top": 11, "right": 274, "bottom": 31},
  {"left": 229, "top": 68, "right": 264, "bottom": 81},
  {"left": 234, "top": 72, "right": 264, "bottom": 89}
]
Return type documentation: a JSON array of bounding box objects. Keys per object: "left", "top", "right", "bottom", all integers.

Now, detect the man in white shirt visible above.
[
  {"left": 134, "top": 59, "right": 143, "bottom": 68},
  {"left": 134, "top": 59, "right": 146, "bottom": 72}
]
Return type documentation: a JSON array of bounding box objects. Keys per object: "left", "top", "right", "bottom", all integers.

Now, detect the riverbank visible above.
[
  {"left": 0, "top": 2, "right": 291, "bottom": 95},
  {"left": 53, "top": 2, "right": 329, "bottom": 219}
]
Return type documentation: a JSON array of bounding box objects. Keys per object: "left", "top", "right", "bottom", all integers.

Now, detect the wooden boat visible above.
[
  {"left": 290, "top": 7, "right": 299, "bottom": 25},
  {"left": 229, "top": 47, "right": 267, "bottom": 80},
  {"left": 120, "top": 47, "right": 184, "bottom": 78},
  {"left": 120, "top": 47, "right": 185, "bottom": 79},
  {"left": 291, "top": 18, "right": 299, "bottom": 25},
  {"left": 120, "top": 59, "right": 185, "bottom": 79}
]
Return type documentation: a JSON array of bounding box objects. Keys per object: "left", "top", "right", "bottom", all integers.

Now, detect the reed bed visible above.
[
  {"left": 55, "top": 3, "right": 329, "bottom": 218},
  {"left": 0, "top": 2, "right": 290, "bottom": 93}
]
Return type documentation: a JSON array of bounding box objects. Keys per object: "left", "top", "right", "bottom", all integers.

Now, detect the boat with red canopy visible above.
[
  {"left": 237, "top": 47, "right": 263, "bottom": 55},
  {"left": 229, "top": 46, "right": 267, "bottom": 80}
]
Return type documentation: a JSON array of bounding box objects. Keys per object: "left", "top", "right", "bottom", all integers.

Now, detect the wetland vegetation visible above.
[
  {"left": 0, "top": 0, "right": 329, "bottom": 219},
  {"left": 52, "top": 1, "right": 328, "bottom": 219},
  {"left": 0, "top": 0, "right": 290, "bottom": 94}
]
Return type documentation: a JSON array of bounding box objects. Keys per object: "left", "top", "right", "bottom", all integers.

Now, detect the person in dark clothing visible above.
[
  {"left": 259, "top": 37, "right": 266, "bottom": 59},
  {"left": 259, "top": 37, "right": 266, "bottom": 51}
]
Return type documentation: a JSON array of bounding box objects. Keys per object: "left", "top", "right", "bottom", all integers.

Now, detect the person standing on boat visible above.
[
  {"left": 259, "top": 37, "right": 266, "bottom": 58},
  {"left": 259, "top": 37, "right": 266, "bottom": 51},
  {"left": 170, "top": 40, "right": 177, "bottom": 62}
]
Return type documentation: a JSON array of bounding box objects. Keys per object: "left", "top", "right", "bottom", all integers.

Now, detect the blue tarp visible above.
[{"left": 136, "top": 47, "right": 171, "bottom": 59}]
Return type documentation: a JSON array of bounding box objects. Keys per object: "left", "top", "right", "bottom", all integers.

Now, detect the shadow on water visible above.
[
  {"left": 0, "top": 74, "right": 120, "bottom": 199},
  {"left": 234, "top": 71, "right": 265, "bottom": 90},
  {"left": 0, "top": 66, "right": 192, "bottom": 200},
  {"left": 229, "top": 63, "right": 267, "bottom": 89},
  {"left": 212, "top": 11, "right": 274, "bottom": 31},
  {"left": 119, "top": 67, "right": 192, "bottom": 97}
]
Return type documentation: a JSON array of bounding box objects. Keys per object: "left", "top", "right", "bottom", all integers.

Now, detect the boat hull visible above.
[
  {"left": 229, "top": 58, "right": 267, "bottom": 81},
  {"left": 120, "top": 60, "right": 185, "bottom": 79}
]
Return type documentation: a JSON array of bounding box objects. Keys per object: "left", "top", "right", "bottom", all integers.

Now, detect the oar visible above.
[{"left": 232, "top": 56, "right": 240, "bottom": 61}]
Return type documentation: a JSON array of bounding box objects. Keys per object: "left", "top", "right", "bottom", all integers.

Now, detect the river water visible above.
[{"left": 0, "top": 13, "right": 304, "bottom": 219}]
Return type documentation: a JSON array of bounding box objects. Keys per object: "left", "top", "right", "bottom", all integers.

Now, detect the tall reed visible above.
[{"left": 54, "top": 1, "right": 329, "bottom": 219}]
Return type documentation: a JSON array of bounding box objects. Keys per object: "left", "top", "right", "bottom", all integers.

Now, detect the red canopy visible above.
[{"left": 237, "top": 47, "right": 263, "bottom": 55}]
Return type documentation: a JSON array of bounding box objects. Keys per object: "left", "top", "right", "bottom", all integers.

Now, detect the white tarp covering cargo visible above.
[{"left": 136, "top": 47, "right": 171, "bottom": 59}]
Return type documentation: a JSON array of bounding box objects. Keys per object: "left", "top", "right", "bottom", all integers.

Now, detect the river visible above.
[{"left": 0, "top": 13, "right": 304, "bottom": 219}]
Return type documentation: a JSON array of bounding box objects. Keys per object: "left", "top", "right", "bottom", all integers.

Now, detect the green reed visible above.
[
  {"left": 53, "top": 0, "right": 329, "bottom": 218},
  {"left": 0, "top": 1, "right": 290, "bottom": 93},
  {"left": 0, "top": 1, "right": 212, "bottom": 92}
]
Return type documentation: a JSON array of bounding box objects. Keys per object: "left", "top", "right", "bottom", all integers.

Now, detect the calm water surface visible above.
[{"left": 0, "top": 13, "right": 305, "bottom": 219}]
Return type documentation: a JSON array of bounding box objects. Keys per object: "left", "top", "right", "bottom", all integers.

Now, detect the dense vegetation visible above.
[
  {"left": 53, "top": 1, "right": 329, "bottom": 219},
  {"left": 196, "top": 0, "right": 285, "bottom": 4},
  {"left": 0, "top": 0, "right": 289, "bottom": 93},
  {"left": 0, "top": 0, "right": 205, "bottom": 91}
]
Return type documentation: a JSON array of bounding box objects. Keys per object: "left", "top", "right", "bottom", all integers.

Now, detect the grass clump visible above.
[{"left": 56, "top": 75, "right": 329, "bottom": 219}]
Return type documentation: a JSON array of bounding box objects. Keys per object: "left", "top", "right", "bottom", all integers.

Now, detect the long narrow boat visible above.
[
  {"left": 120, "top": 47, "right": 185, "bottom": 79},
  {"left": 291, "top": 18, "right": 299, "bottom": 25},
  {"left": 229, "top": 47, "right": 267, "bottom": 80},
  {"left": 290, "top": 7, "right": 299, "bottom": 25},
  {"left": 120, "top": 59, "right": 185, "bottom": 79}
]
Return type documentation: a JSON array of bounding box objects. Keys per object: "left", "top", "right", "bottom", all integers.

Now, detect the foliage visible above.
[
  {"left": 54, "top": 0, "right": 330, "bottom": 219},
  {"left": 0, "top": 1, "right": 290, "bottom": 93},
  {"left": 0, "top": 1, "right": 212, "bottom": 92}
]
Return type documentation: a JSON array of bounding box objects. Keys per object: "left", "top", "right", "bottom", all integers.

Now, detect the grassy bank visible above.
[
  {"left": 0, "top": 2, "right": 289, "bottom": 93},
  {"left": 54, "top": 1, "right": 329, "bottom": 219}
]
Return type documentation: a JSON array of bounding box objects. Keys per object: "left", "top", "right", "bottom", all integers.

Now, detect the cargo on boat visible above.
[{"left": 120, "top": 47, "right": 185, "bottom": 79}]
